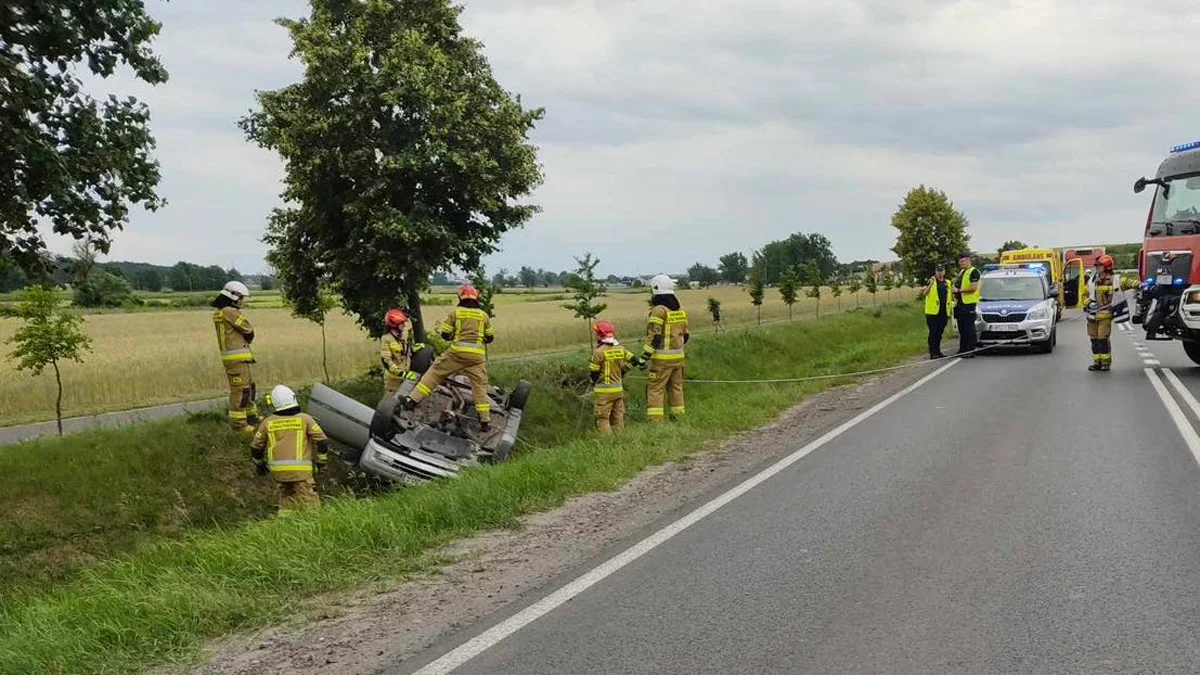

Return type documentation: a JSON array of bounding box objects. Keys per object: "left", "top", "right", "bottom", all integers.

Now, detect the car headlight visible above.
[
  {"left": 1026, "top": 305, "right": 1048, "bottom": 321},
  {"left": 1186, "top": 290, "right": 1200, "bottom": 305}
]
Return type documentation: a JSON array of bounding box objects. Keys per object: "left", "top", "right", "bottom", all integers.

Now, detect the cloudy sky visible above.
[{"left": 84, "top": 0, "right": 1200, "bottom": 276}]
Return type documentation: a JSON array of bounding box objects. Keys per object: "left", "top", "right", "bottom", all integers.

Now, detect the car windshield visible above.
[
  {"left": 1149, "top": 174, "right": 1200, "bottom": 236},
  {"left": 981, "top": 276, "right": 1045, "bottom": 301}
]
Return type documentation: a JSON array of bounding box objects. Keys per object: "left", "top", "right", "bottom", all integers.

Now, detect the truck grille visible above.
[
  {"left": 1146, "top": 252, "right": 1193, "bottom": 284},
  {"left": 982, "top": 313, "right": 1026, "bottom": 323}
]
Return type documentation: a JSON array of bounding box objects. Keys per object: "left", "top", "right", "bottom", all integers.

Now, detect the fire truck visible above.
[{"left": 1132, "top": 139, "right": 1200, "bottom": 363}]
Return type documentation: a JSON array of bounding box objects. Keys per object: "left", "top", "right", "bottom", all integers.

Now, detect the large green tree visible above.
[
  {"left": 1, "top": 0, "right": 168, "bottom": 277},
  {"left": 240, "top": 0, "right": 544, "bottom": 339},
  {"left": 754, "top": 233, "right": 838, "bottom": 285},
  {"left": 890, "top": 186, "right": 970, "bottom": 283},
  {"left": 718, "top": 251, "right": 749, "bottom": 284}
]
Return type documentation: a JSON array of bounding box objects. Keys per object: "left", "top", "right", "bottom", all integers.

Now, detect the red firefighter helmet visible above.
[
  {"left": 385, "top": 308, "right": 408, "bottom": 329},
  {"left": 458, "top": 284, "right": 480, "bottom": 300},
  {"left": 593, "top": 319, "right": 615, "bottom": 339},
  {"left": 1096, "top": 254, "right": 1114, "bottom": 270}
]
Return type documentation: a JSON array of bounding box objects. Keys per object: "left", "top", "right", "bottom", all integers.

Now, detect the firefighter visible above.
[
  {"left": 250, "top": 385, "right": 329, "bottom": 516},
  {"left": 212, "top": 280, "right": 259, "bottom": 432},
  {"left": 589, "top": 319, "right": 640, "bottom": 434},
  {"left": 381, "top": 308, "right": 413, "bottom": 395},
  {"left": 1087, "top": 254, "right": 1116, "bottom": 372},
  {"left": 404, "top": 285, "right": 495, "bottom": 430},
  {"left": 642, "top": 274, "right": 689, "bottom": 423}
]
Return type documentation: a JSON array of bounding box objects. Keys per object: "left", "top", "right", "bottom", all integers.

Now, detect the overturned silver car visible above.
[{"left": 309, "top": 346, "right": 531, "bottom": 484}]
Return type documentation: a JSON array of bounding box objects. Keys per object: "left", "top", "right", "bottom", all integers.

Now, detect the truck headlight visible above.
[{"left": 1026, "top": 306, "right": 1048, "bottom": 321}]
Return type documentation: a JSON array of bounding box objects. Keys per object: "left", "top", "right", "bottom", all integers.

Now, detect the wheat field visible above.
[{"left": 0, "top": 286, "right": 910, "bottom": 425}]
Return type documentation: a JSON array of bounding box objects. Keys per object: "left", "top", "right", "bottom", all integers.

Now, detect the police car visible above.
[{"left": 974, "top": 267, "right": 1058, "bottom": 353}]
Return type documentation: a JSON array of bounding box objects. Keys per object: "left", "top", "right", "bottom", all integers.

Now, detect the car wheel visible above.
[
  {"left": 1183, "top": 340, "right": 1200, "bottom": 365},
  {"left": 508, "top": 380, "right": 532, "bottom": 411},
  {"left": 410, "top": 344, "right": 436, "bottom": 375}
]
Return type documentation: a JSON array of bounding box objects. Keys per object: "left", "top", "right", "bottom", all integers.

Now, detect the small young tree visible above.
[
  {"left": 563, "top": 252, "right": 608, "bottom": 340},
  {"left": 830, "top": 279, "right": 843, "bottom": 310},
  {"left": 864, "top": 271, "right": 878, "bottom": 305},
  {"left": 779, "top": 267, "right": 799, "bottom": 320},
  {"left": 706, "top": 296, "right": 724, "bottom": 333},
  {"left": 803, "top": 262, "right": 822, "bottom": 318},
  {"left": 882, "top": 269, "right": 895, "bottom": 304},
  {"left": 6, "top": 286, "right": 92, "bottom": 435},
  {"left": 847, "top": 276, "right": 862, "bottom": 308},
  {"left": 748, "top": 267, "right": 765, "bottom": 324},
  {"left": 293, "top": 291, "right": 339, "bottom": 383}
]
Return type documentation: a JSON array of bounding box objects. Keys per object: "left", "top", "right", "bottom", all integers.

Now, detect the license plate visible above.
[
  {"left": 1157, "top": 273, "right": 1174, "bottom": 285},
  {"left": 989, "top": 324, "right": 1021, "bottom": 332}
]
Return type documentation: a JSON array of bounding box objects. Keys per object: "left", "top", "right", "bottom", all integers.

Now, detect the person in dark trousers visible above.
[
  {"left": 953, "top": 252, "right": 981, "bottom": 358},
  {"left": 922, "top": 264, "right": 954, "bottom": 359}
]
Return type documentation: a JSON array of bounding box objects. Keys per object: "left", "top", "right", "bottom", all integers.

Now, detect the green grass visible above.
[{"left": 0, "top": 305, "right": 928, "bottom": 674}]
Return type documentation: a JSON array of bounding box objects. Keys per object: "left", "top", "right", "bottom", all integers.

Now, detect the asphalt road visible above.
[
  {"left": 0, "top": 398, "right": 223, "bottom": 446},
  {"left": 401, "top": 313, "right": 1200, "bottom": 674}
]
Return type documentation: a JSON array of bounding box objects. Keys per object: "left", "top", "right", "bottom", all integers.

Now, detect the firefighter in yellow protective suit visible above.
[
  {"left": 212, "top": 281, "right": 259, "bottom": 432},
  {"left": 404, "top": 285, "right": 495, "bottom": 430},
  {"left": 589, "top": 319, "right": 641, "bottom": 434},
  {"left": 1087, "top": 254, "right": 1116, "bottom": 372},
  {"left": 642, "top": 274, "right": 690, "bottom": 423},
  {"left": 381, "top": 308, "right": 414, "bottom": 395},
  {"left": 250, "top": 385, "right": 329, "bottom": 515}
]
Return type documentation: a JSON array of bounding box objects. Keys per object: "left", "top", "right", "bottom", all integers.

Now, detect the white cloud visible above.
[{"left": 67, "top": 0, "right": 1200, "bottom": 276}]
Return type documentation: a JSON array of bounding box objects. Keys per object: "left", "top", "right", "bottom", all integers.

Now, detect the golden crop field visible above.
[{"left": 0, "top": 286, "right": 910, "bottom": 425}]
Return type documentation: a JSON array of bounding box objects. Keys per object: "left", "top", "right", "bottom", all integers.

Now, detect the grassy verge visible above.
[{"left": 0, "top": 305, "right": 928, "bottom": 674}]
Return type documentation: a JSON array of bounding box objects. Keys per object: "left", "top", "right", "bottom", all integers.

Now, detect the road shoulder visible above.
[{"left": 192, "top": 361, "right": 939, "bottom": 675}]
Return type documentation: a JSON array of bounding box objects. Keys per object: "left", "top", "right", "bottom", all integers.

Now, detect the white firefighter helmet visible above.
[
  {"left": 650, "top": 274, "right": 677, "bottom": 295},
  {"left": 269, "top": 384, "right": 299, "bottom": 412},
  {"left": 220, "top": 280, "right": 250, "bottom": 303}
]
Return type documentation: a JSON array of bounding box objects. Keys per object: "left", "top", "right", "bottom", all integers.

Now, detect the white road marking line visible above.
[
  {"left": 1145, "top": 360, "right": 1162, "bottom": 367},
  {"left": 1156, "top": 369, "right": 1200, "bottom": 465},
  {"left": 412, "top": 359, "right": 962, "bottom": 675}
]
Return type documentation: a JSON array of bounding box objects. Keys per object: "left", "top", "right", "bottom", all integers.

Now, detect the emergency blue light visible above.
[
  {"left": 1175, "top": 278, "right": 1185, "bottom": 286},
  {"left": 1171, "top": 140, "right": 1200, "bottom": 153},
  {"left": 1147, "top": 277, "right": 1156, "bottom": 285}
]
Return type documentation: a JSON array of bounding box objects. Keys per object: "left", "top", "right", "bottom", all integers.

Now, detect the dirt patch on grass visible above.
[{"left": 193, "top": 364, "right": 931, "bottom": 675}]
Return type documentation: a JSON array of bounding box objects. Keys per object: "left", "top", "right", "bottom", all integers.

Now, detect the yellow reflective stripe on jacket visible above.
[
  {"left": 666, "top": 310, "right": 688, "bottom": 325},
  {"left": 451, "top": 342, "right": 487, "bottom": 355},
  {"left": 648, "top": 316, "right": 665, "bottom": 326},
  {"left": 266, "top": 417, "right": 311, "bottom": 473},
  {"left": 958, "top": 267, "right": 981, "bottom": 305},
  {"left": 651, "top": 349, "right": 685, "bottom": 361},
  {"left": 221, "top": 348, "right": 254, "bottom": 363}
]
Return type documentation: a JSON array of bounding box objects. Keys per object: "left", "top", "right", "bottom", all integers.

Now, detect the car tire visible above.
[
  {"left": 508, "top": 380, "right": 532, "bottom": 411},
  {"left": 410, "top": 344, "right": 436, "bottom": 375},
  {"left": 1036, "top": 329, "right": 1055, "bottom": 354},
  {"left": 1183, "top": 340, "right": 1200, "bottom": 365},
  {"left": 370, "top": 392, "right": 400, "bottom": 440}
]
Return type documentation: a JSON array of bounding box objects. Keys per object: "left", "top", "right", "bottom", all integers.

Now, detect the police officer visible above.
[
  {"left": 922, "top": 264, "right": 954, "bottom": 359},
  {"left": 952, "top": 252, "right": 981, "bottom": 358}
]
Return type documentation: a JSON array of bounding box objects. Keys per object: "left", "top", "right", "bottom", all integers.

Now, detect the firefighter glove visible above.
[{"left": 254, "top": 461, "right": 269, "bottom": 477}]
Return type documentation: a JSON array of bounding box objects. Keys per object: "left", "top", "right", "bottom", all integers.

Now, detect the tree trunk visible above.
[
  {"left": 788, "top": 304, "right": 792, "bottom": 321},
  {"left": 321, "top": 320, "right": 330, "bottom": 383},
  {"left": 816, "top": 298, "right": 820, "bottom": 318},
  {"left": 756, "top": 305, "right": 761, "bottom": 325},
  {"left": 405, "top": 287, "right": 427, "bottom": 343},
  {"left": 53, "top": 360, "right": 63, "bottom": 436}
]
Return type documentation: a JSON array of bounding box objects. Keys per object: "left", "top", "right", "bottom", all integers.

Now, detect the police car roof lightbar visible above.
[{"left": 1170, "top": 140, "right": 1200, "bottom": 154}]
